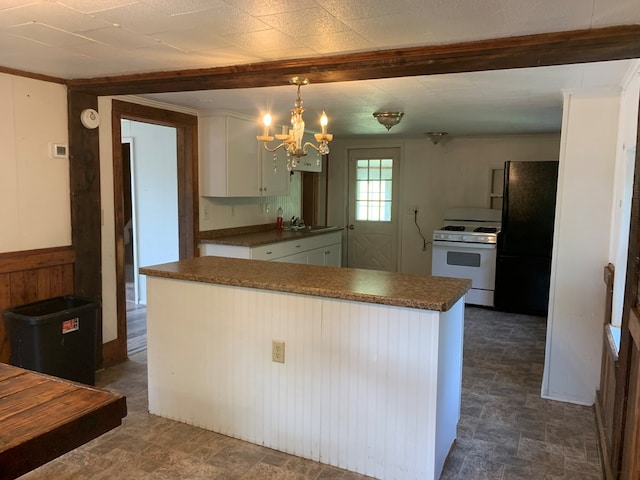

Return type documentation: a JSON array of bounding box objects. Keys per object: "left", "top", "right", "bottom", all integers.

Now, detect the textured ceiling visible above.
[{"left": 1, "top": 0, "right": 639, "bottom": 136}]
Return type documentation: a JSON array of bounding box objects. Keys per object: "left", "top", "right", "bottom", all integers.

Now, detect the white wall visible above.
[
  {"left": 326, "top": 134, "right": 561, "bottom": 274},
  {"left": 0, "top": 74, "right": 70, "bottom": 253},
  {"left": 609, "top": 61, "right": 640, "bottom": 327},
  {"left": 199, "top": 173, "right": 301, "bottom": 231},
  {"left": 543, "top": 90, "right": 622, "bottom": 405},
  {"left": 121, "top": 120, "right": 180, "bottom": 305}
]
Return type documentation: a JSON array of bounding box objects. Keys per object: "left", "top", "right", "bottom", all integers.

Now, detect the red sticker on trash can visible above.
[{"left": 62, "top": 318, "right": 79, "bottom": 334}]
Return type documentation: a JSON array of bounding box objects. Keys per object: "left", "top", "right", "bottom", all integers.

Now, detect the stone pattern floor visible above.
[
  {"left": 440, "top": 307, "right": 602, "bottom": 480},
  {"left": 20, "top": 306, "right": 602, "bottom": 479}
]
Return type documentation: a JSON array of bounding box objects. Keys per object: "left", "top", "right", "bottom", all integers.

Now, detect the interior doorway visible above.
[
  {"left": 121, "top": 140, "right": 147, "bottom": 354},
  {"left": 105, "top": 100, "right": 199, "bottom": 367},
  {"left": 121, "top": 122, "right": 180, "bottom": 355}
]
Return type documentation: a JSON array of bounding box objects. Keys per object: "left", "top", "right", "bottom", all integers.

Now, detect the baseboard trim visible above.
[{"left": 102, "top": 339, "right": 128, "bottom": 369}]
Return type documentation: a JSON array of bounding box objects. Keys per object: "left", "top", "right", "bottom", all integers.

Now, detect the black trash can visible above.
[{"left": 3, "top": 295, "right": 99, "bottom": 385}]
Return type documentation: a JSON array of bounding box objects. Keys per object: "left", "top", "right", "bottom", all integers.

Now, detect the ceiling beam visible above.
[{"left": 67, "top": 25, "right": 640, "bottom": 96}]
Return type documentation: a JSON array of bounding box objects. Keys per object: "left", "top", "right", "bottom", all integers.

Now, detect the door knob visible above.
[{"left": 348, "top": 224, "right": 355, "bottom": 230}]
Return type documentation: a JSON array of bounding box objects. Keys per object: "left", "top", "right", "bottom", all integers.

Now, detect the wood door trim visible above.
[
  {"left": 105, "top": 100, "right": 198, "bottom": 368},
  {"left": 630, "top": 308, "right": 640, "bottom": 350}
]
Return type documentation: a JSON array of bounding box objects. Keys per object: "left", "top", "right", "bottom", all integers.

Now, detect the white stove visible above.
[{"left": 431, "top": 208, "right": 501, "bottom": 307}]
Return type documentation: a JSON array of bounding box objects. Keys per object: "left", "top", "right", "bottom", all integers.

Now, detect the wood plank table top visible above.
[{"left": 0, "top": 363, "right": 127, "bottom": 480}]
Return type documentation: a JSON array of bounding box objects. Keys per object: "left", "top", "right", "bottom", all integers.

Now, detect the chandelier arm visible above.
[
  {"left": 262, "top": 142, "right": 287, "bottom": 153},
  {"left": 303, "top": 141, "right": 320, "bottom": 153}
]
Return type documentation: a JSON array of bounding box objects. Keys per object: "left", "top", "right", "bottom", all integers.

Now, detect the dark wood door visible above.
[{"left": 621, "top": 309, "right": 640, "bottom": 479}]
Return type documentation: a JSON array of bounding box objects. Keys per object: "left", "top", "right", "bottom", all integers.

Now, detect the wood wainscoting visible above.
[
  {"left": 0, "top": 246, "right": 76, "bottom": 363},
  {"left": 596, "top": 263, "right": 618, "bottom": 480}
]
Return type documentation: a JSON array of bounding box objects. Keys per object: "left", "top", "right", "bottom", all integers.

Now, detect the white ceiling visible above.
[{"left": 1, "top": 0, "right": 639, "bottom": 136}]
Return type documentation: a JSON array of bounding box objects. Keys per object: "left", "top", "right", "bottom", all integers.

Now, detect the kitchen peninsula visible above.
[{"left": 140, "top": 256, "right": 470, "bottom": 480}]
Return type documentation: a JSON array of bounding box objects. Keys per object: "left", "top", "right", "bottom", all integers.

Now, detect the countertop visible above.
[
  {"left": 199, "top": 224, "right": 342, "bottom": 247},
  {"left": 140, "top": 256, "right": 471, "bottom": 312}
]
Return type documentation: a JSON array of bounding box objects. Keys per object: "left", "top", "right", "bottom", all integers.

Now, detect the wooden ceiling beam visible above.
[{"left": 67, "top": 25, "right": 640, "bottom": 96}]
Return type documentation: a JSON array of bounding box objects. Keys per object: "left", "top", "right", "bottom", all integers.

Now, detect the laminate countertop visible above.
[
  {"left": 199, "top": 224, "right": 342, "bottom": 247},
  {"left": 140, "top": 256, "right": 471, "bottom": 312}
]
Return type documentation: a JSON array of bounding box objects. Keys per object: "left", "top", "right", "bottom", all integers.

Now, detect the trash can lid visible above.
[{"left": 3, "top": 295, "right": 99, "bottom": 325}]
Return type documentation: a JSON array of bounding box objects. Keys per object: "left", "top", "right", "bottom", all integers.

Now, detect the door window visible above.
[{"left": 356, "top": 158, "right": 393, "bottom": 222}]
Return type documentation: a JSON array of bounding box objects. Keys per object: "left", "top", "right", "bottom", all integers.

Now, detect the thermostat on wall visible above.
[{"left": 49, "top": 143, "right": 68, "bottom": 159}]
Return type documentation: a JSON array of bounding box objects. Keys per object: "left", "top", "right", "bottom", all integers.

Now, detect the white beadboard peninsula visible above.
[{"left": 140, "top": 256, "right": 470, "bottom": 480}]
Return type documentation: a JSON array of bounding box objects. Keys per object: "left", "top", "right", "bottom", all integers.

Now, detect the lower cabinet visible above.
[
  {"left": 201, "top": 231, "right": 342, "bottom": 267},
  {"left": 273, "top": 242, "right": 341, "bottom": 267}
]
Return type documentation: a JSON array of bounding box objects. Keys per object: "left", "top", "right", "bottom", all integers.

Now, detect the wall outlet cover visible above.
[{"left": 272, "top": 340, "right": 285, "bottom": 363}]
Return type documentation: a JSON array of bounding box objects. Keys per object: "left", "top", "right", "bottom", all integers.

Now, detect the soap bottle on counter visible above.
[{"left": 276, "top": 207, "right": 283, "bottom": 230}]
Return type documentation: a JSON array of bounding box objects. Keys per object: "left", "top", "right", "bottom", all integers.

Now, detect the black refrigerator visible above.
[{"left": 494, "top": 161, "right": 559, "bottom": 316}]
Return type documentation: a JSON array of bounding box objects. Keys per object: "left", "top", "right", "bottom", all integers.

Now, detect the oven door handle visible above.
[{"left": 432, "top": 240, "right": 497, "bottom": 249}]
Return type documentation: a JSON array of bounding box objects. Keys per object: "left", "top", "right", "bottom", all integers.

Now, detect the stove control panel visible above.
[{"left": 433, "top": 232, "right": 497, "bottom": 244}]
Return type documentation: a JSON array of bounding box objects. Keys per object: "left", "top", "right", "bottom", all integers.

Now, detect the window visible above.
[{"left": 356, "top": 158, "right": 393, "bottom": 221}]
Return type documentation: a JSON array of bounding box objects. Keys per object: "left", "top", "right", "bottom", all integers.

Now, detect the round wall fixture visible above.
[{"left": 80, "top": 108, "right": 100, "bottom": 129}]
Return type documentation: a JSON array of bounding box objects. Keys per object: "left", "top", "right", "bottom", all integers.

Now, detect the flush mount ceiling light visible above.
[
  {"left": 425, "top": 131, "right": 449, "bottom": 145},
  {"left": 257, "top": 76, "right": 333, "bottom": 171},
  {"left": 373, "top": 111, "right": 404, "bottom": 131}
]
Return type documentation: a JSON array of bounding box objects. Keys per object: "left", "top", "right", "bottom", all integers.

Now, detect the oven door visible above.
[{"left": 431, "top": 240, "right": 497, "bottom": 306}]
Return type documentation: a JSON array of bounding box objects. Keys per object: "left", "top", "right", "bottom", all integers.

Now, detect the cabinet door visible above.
[
  {"left": 295, "top": 155, "right": 322, "bottom": 172},
  {"left": 261, "top": 148, "right": 289, "bottom": 196},
  {"left": 200, "top": 115, "right": 261, "bottom": 197},
  {"left": 226, "top": 116, "right": 262, "bottom": 196},
  {"left": 323, "top": 244, "right": 342, "bottom": 267},
  {"left": 274, "top": 251, "right": 308, "bottom": 264},
  {"left": 293, "top": 131, "right": 322, "bottom": 172},
  {"left": 307, "top": 248, "right": 325, "bottom": 266}
]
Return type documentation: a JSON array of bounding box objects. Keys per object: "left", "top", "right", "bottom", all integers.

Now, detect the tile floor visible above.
[{"left": 20, "top": 306, "right": 603, "bottom": 479}]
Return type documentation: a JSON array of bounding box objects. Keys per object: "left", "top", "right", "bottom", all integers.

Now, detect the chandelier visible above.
[{"left": 257, "top": 77, "right": 333, "bottom": 171}]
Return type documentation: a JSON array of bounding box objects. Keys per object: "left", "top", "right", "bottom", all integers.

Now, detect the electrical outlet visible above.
[
  {"left": 407, "top": 206, "right": 419, "bottom": 214},
  {"left": 272, "top": 340, "right": 285, "bottom": 363}
]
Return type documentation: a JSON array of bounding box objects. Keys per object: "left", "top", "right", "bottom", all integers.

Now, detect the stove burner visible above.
[
  {"left": 474, "top": 227, "right": 498, "bottom": 233},
  {"left": 442, "top": 225, "right": 465, "bottom": 231}
]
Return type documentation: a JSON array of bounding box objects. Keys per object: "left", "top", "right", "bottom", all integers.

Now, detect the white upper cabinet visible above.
[
  {"left": 200, "top": 113, "right": 289, "bottom": 197},
  {"left": 260, "top": 147, "right": 290, "bottom": 196}
]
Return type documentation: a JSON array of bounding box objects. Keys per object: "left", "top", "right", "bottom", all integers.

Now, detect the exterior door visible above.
[{"left": 347, "top": 148, "right": 400, "bottom": 271}]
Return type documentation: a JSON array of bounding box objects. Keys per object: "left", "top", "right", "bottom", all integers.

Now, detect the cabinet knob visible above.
[
  {"left": 266, "top": 251, "right": 272, "bottom": 255},
  {"left": 325, "top": 250, "right": 330, "bottom": 254},
  {"left": 296, "top": 245, "right": 301, "bottom": 248}
]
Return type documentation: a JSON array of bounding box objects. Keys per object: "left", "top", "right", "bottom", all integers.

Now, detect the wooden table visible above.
[{"left": 0, "top": 363, "right": 127, "bottom": 480}]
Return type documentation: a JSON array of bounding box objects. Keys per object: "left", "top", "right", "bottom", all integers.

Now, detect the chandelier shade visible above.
[{"left": 373, "top": 111, "right": 404, "bottom": 131}]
